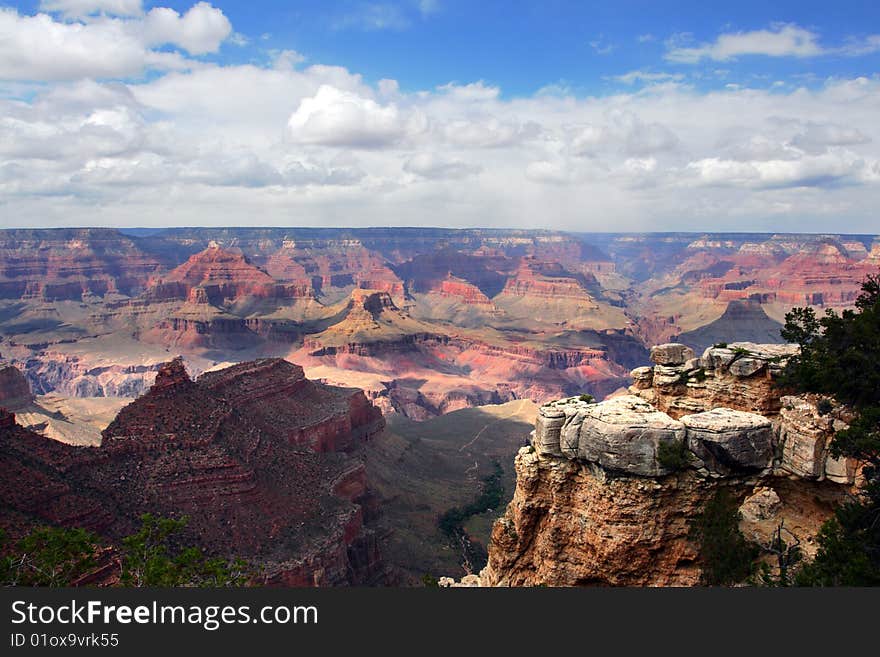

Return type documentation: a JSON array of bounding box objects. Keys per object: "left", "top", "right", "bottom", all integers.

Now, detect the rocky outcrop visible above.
[
  {"left": 151, "top": 356, "right": 190, "bottom": 390},
  {"left": 559, "top": 396, "right": 685, "bottom": 477},
  {"left": 482, "top": 448, "right": 707, "bottom": 586},
  {"left": 682, "top": 408, "right": 774, "bottom": 476},
  {"left": 650, "top": 343, "right": 695, "bottom": 366},
  {"left": 0, "top": 358, "right": 388, "bottom": 586},
  {"left": 0, "top": 364, "right": 33, "bottom": 408},
  {"left": 778, "top": 395, "right": 857, "bottom": 484},
  {"left": 481, "top": 341, "right": 855, "bottom": 586},
  {"left": 631, "top": 342, "right": 799, "bottom": 419}
]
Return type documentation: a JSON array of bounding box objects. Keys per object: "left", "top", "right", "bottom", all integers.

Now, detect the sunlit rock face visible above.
[{"left": 477, "top": 341, "right": 856, "bottom": 587}]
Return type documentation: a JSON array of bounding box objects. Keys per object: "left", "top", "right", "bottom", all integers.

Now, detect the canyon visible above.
[
  {"left": 1, "top": 227, "right": 878, "bottom": 587},
  {"left": 2, "top": 228, "right": 876, "bottom": 423}
]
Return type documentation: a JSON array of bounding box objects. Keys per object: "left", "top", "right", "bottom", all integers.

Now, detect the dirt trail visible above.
[{"left": 458, "top": 399, "right": 531, "bottom": 452}]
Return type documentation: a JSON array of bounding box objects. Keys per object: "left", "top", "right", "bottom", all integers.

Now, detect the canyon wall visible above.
[
  {"left": 477, "top": 341, "right": 855, "bottom": 586},
  {"left": 0, "top": 357, "right": 388, "bottom": 586}
]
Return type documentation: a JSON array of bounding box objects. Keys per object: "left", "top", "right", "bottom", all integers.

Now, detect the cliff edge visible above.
[{"left": 474, "top": 342, "right": 855, "bottom": 586}]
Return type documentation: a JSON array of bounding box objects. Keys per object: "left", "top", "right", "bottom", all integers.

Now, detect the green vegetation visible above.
[
  {"left": 657, "top": 438, "right": 691, "bottom": 471},
  {"left": 780, "top": 273, "right": 880, "bottom": 586},
  {"left": 689, "top": 489, "right": 758, "bottom": 585},
  {"left": 438, "top": 462, "right": 505, "bottom": 537},
  {"left": 438, "top": 462, "right": 505, "bottom": 572},
  {"left": 0, "top": 526, "right": 100, "bottom": 587},
  {"left": 578, "top": 394, "right": 594, "bottom": 403},
  {"left": 1, "top": 514, "right": 252, "bottom": 587},
  {"left": 121, "top": 514, "right": 251, "bottom": 587}
]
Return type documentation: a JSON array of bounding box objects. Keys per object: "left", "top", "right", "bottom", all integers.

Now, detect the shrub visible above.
[
  {"left": 657, "top": 438, "right": 691, "bottom": 471},
  {"left": 0, "top": 526, "right": 100, "bottom": 587},
  {"left": 578, "top": 394, "right": 594, "bottom": 403},
  {"left": 689, "top": 490, "right": 758, "bottom": 585}
]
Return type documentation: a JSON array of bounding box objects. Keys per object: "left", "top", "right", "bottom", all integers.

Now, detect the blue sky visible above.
[
  {"left": 227, "top": 0, "right": 880, "bottom": 96},
  {"left": 31, "top": 0, "right": 872, "bottom": 95},
  {"left": 1, "top": 1, "right": 879, "bottom": 231}
]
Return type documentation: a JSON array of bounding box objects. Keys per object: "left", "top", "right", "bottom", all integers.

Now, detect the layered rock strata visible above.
[
  {"left": 0, "top": 357, "right": 387, "bottom": 586},
  {"left": 478, "top": 342, "right": 856, "bottom": 586}
]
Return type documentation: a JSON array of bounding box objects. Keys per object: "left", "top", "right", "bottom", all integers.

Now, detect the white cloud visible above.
[
  {"left": 418, "top": 0, "right": 440, "bottom": 17},
  {"left": 143, "top": 3, "right": 231, "bottom": 55},
  {"left": 791, "top": 122, "right": 871, "bottom": 153},
  {"left": 0, "top": 10, "right": 151, "bottom": 80},
  {"left": 568, "top": 113, "right": 678, "bottom": 157},
  {"left": 525, "top": 160, "right": 572, "bottom": 185},
  {"left": 442, "top": 117, "right": 540, "bottom": 148},
  {"left": 2, "top": 33, "right": 880, "bottom": 232},
  {"left": 838, "top": 34, "right": 880, "bottom": 56},
  {"left": 40, "top": 0, "right": 143, "bottom": 18},
  {"left": 686, "top": 152, "right": 870, "bottom": 189},
  {"left": 666, "top": 24, "right": 823, "bottom": 63},
  {"left": 0, "top": 4, "right": 231, "bottom": 82},
  {"left": 403, "top": 152, "right": 480, "bottom": 179},
  {"left": 437, "top": 81, "right": 500, "bottom": 102},
  {"left": 287, "top": 84, "right": 421, "bottom": 147}
]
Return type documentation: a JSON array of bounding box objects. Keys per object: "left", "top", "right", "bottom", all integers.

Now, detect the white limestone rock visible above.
[
  {"left": 564, "top": 395, "right": 686, "bottom": 477},
  {"left": 682, "top": 408, "right": 774, "bottom": 474},
  {"left": 650, "top": 343, "right": 696, "bottom": 366}
]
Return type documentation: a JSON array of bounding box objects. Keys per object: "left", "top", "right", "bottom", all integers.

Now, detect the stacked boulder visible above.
[
  {"left": 532, "top": 342, "right": 857, "bottom": 484},
  {"left": 630, "top": 341, "right": 799, "bottom": 418}
]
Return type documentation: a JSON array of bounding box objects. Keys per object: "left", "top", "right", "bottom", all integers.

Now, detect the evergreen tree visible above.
[{"left": 780, "top": 273, "right": 880, "bottom": 585}]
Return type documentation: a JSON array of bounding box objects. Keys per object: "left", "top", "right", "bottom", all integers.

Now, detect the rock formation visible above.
[
  {"left": 147, "top": 245, "right": 315, "bottom": 305},
  {"left": 0, "top": 364, "right": 33, "bottom": 408},
  {"left": 0, "top": 357, "right": 387, "bottom": 586},
  {"left": 475, "top": 342, "right": 855, "bottom": 586}
]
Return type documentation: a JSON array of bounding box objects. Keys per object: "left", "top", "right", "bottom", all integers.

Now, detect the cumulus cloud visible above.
[
  {"left": 667, "top": 24, "right": 823, "bottom": 63},
  {"left": 437, "top": 81, "right": 500, "bottom": 102},
  {"left": 287, "top": 85, "right": 423, "bottom": 147},
  {"left": 142, "top": 2, "right": 232, "bottom": 55},
  {"left": 0, "top": 10, "right": 150, "bottom": 80},
  {"left": 1, "top": 24, "right": 880, "bottom": 232},
  {"left": 0, "top": 4, "right": 231, "bottom": 82},
  {"left": 442, "top": 117, "right": 540, "bottom": 148},
  {"left": 685, "top": 152, "right": 869, "bottom": 189},
  {"left": 568, "top": 113, "right": 678, "bottom": 157}
]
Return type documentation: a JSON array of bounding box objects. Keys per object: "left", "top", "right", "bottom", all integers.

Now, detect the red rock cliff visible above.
[{"left": 0, "top": 358, "right": 388, "bottom": 586}]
